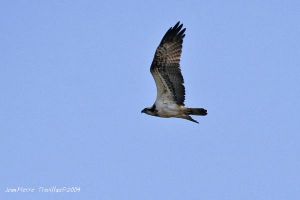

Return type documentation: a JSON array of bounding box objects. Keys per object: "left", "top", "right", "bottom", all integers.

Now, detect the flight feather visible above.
[{"left": 150, "top": 21, "right": 186, "bottom": 106}]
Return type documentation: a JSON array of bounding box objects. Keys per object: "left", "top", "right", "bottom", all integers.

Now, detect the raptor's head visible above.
[{"left": 141, "top": 105, "right": 157, "bottom": 116}]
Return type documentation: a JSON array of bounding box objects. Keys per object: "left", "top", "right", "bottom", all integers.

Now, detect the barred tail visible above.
[{"left": 186, "top": 108, "right": 207, "bottom": 116}]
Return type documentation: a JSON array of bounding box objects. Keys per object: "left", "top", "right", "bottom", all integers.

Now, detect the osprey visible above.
[{"left": 141, "top": 22, "right": 207, "bottom": 123}]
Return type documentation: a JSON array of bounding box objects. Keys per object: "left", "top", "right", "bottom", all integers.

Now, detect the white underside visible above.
[
  {"left": 152, "top": 70, "right": 186, "bottom": 118},
  {"left": 155, "top": 100, "right": 185, "bottom": 118}
]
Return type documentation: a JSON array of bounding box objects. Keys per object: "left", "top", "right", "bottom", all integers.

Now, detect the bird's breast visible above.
[{"left": 155, "top": 102, "right": 183, "bottom": 117}]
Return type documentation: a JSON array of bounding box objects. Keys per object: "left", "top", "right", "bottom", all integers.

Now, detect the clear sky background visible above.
[{"left": 1, "top": 0, "right": 300, "bottom": 199}]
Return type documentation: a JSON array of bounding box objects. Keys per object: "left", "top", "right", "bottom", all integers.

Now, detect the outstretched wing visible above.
[{"left": 150, "top": 21, "right": 186, "bottom": 106}]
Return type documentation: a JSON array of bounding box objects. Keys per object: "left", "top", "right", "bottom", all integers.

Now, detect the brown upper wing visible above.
[{"left": 150, "top": 22, "right": 186, "bottom": 105}]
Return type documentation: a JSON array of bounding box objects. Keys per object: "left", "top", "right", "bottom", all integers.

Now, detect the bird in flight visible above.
[{"left": 141, "top": 22, "right": 207, "bottom": 123}]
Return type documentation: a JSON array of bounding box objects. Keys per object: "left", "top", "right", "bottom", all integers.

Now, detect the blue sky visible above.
[{"left": 1, "top": 0, "right": 300, "bottom": 199}]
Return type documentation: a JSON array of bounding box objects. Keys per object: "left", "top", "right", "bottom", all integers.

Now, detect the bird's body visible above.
[
  {"left": 152, "top": 103, "right": 183, "bottom": 118},
  {"left": 142, "top": 22, "right": 207, "bottom": 123}
]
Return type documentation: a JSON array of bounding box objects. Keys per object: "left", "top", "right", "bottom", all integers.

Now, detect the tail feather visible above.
[
  {"left": 186, "top": 108, "right": 207, "bottom": 116},
  {"left": 183, "top": 115, "right": 199, "bottom": 123}
]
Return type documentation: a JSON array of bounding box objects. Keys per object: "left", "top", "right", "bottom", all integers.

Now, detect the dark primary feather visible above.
[{"left": 150, "top": 21, "right": 186, "bottom": 105}]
